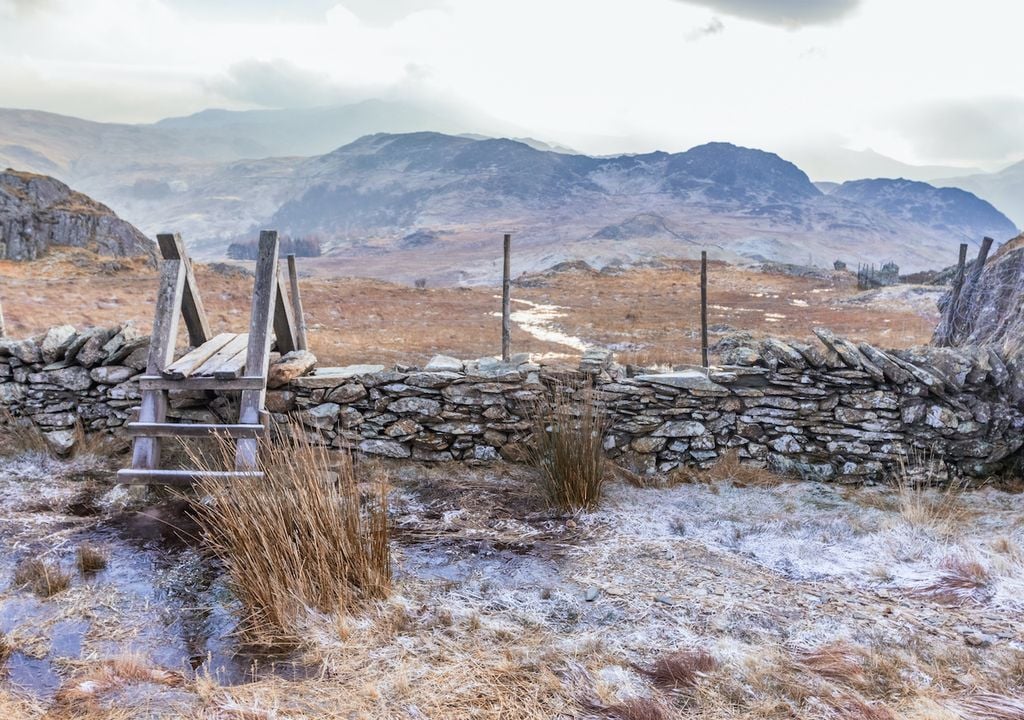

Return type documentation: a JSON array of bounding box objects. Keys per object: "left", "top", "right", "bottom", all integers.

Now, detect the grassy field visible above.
[{"left": 0, "top": 251, "right": 940, "bottom": 368}]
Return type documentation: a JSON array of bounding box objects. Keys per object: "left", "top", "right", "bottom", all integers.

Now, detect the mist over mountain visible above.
[
  {"left": 0, "top": 105, "right": 1018, "bottom": 283},
  {"left": 941, "top": 160, "right": 1024, "bottom": 230}
]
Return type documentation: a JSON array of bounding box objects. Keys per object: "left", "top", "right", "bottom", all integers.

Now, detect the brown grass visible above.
[
  {"left": 187, "top": 429, "right": 391, "bottom": 648},
  {"left": 528, "top": 383, "right": 609, "bottom": 511},
  {"left": 795, "top": 641, "right": 870, "bottom": 689},
  {"left": 670, "top": 449, "right": 782, "bottom": 487},
  {"left": 913, "top": 557, "right": 991, "bottom": 605},
  {"left": 0, "top": 251, "right": 939, "bottom": 368},
  {"left": 12, "top": 557, "right": 71, "bottom": 598},
  {"left": 75, "top": 544, "right": 108, "bottom": 573},
  {"left": 584, "top": 696, "right": 675, "bottom": 720},
  {"left": 955, "top": 693, "right": 1024, "bottom": 720},
  {"left": 635, "top": 648, "right": 719, "bottom": 690},
  {"left": 892, "top": 450, "right": 970, "bottom": 535},
  {"left": 0, "top": 631, "right": 11, "bottom": 667},
  {"left": 0, "top": 410, "right": 49, "bottom": 456}
]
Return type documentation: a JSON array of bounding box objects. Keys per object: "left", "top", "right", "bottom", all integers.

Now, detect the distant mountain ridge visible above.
[{"left": 0, "top": 103, "right": 1019, "bottom": 282}]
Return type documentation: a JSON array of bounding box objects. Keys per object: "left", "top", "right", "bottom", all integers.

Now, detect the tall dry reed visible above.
[
  {"left": 528, "top": 383, "right": 609, "bottom": 511},
  {"left": 187, "top": 428, "right": 390, "bottom": 647}
]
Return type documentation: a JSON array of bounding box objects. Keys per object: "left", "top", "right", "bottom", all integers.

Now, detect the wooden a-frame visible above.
[{"left": 117, "top": 230, "right": 307, "bottom": 484}]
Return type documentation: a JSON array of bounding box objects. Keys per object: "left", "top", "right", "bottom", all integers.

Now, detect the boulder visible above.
[
  {"left": 267, "top": 350, "right": 317, "bottom": 389},
  {"left": 40, "top": 325, "right": 77, "bottom": 363}
]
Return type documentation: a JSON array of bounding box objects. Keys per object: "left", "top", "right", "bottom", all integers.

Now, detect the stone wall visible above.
[{"left": 2, "top": 324, "right": 1022, "bottom": 479}]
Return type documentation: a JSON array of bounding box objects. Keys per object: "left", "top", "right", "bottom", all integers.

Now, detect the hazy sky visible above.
[{"left": 1, "top": 0, "right": 1022, "bottom": 169}]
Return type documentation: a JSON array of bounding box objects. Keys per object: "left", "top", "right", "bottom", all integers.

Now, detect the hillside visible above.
[
  {"left": 941, "top": 159, "right": 1024, "bottom": 230},
  {"left": 0, "top": 170, "right": 154, "bottom": 262}
]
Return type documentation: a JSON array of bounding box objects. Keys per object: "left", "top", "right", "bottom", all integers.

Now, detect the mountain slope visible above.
[
  {"left": 0, "top": 170, "right": 154, "bottom": 261},
  {"left": 831, "top": 178, "right": 1017, "bottom": 242},
  {"left": 940, "top": 160, "right": 1024, "bottom": 230}
]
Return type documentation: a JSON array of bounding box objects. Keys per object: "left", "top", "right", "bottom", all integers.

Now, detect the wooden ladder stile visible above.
[{"left": 116, "top": 230, "right": 305, "bottom": 485}]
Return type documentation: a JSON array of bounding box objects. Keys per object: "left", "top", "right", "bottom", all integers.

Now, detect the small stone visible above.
[
  {"left": 90, "top": 365, "right": 136, "bottom": 384},
  {"left": 326, "top": 383, "right": 368, "bottom": 404},
  {"left": 358, "top": 439, "right": 411, "bottom": 458},
  {"left": 267, "top": 350, "right": 317, "bottom": 389},
  {"left": 654, "top": 595, "right": 674, "bottom": 606},
  {"left": 40, "top": 325, "right": 76, "bottom": 363},
  {"left": 585, "top": 588, "right": 600, "bottom": 602},
  {"left": 424, "top": 355, "right": 463, "bottom": 372},
  {"left": 44, "top": 429, "right": 77, "bottom": 456}
]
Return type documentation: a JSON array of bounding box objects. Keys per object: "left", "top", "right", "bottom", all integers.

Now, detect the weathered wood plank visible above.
[
  {"left": 236, "top": 230, "right": 280, "bottom": 469},
  {"left": 193, "top": 333, "right": 249, "bottom": 377},
  {"left": 273, "top": 274, "right": 298, "bottom": 354},
  {"left": 287, "top": 255, "right": 308, "bottom": 351},
  {"left": 127, "top": 422, "right": 266, "bottom": 439},
  {"left": 162, "top": 332, "right": 236, "bottom": 379},
  {"left": 502, "top": 233, "right": 511, "bottom": 362},
  {"left": 131, "top": 257, "right": 186, "bottom": 471},
  {"left": 138, "top": 375, "right": 266, "bottom": 391},
  {"left": 212, "top": 346, "right": 249, "bottom": 379},
  {"left": 116, "top": 469, "right": 265, "bottom": 485},
  {"left": 157, "top": 233, "right": 210, "bottom": 347}
]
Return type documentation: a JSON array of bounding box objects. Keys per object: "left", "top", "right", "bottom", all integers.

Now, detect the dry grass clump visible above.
[
  {"left": 795, "top": 641, "right": 870, "bottom": 689},
  {"left": 913, "top": 556, "right": 991, "bottom": 605},
  {"left": 0, "top": 631, "right": 11, "bottom": 667},
  {"left": 635, "top": 648, "right": 719, "bottom": 690},
  {"left": 76, "top": 543, "right": 109, "bottom": 573},
  {"left": 954, "top": 693, "right": 1024, "bottom": 720},
  {"left": 188, "top": 429, "right": 391, "bottom": 647},
  {"left": 50, "top": 654, "right": 184, "bottom": 716},
  {"left": 583, "top": 695, "right": 674, "bottom": 720},
  {"left": 670, "top": 449, "right": 782, "bottom": 487},
  {"left": 0, "top": 409, "right": 49, "bottom": 456},
  {"left": 892, "top": 450, "right": 969, "bottom": 535},
  {"left": 529, "top": 383, "right": 609, "bottom": 511},
  {"left": 12, "top": 557, "right": 71, "bottom": 597}
]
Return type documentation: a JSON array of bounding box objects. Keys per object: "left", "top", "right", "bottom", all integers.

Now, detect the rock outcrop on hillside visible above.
[
  {"left": 934, "top": 234, "right": 1024, "bottom": 394},
  {"left": 0, "top": 169, "right": 155, "bottom": 262}
]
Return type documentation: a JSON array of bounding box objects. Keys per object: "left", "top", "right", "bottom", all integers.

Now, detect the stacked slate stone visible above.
[{"left": 1, "top": 323, "right": 1021, "bottom": 479}]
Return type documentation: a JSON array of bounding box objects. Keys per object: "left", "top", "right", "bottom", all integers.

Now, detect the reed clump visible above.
[
  {"left": 188, "top": 429, "right": 391, "bottom": 647},
  {"left": 528, "top": 383, "right": 609, "bottom": 512}
]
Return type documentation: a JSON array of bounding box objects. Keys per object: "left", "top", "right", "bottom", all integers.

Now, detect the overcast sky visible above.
[{"left": 1, "top": 0, "right": 1022, "bottom": 170}]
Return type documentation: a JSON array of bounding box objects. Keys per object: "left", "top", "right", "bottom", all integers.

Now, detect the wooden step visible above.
[
  {"left": 139, "top": 375, "right": 266, "bottom": 391},
  {"left": 116, "top": 468, "right": 265, "bottom": 485},
  {"left": 127, "top": 422, "right": 266, "bottom": 439},
  {"left": 162, "top": 333, "right": 239, "bottom": 379}
]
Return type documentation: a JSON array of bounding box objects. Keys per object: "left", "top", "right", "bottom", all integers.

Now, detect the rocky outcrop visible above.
[
  {"left": 933, "top": 234, "right": 1024, "bottom": 396},
  {"left": 0, "top": 169, "right": 155, "bottom": 261},
  {"left": 2, "top": 324, "right": 1020, "bottom": 478}
]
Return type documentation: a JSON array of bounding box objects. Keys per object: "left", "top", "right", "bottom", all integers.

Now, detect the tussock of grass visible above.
[
  {"left": 0, "top": 410, "right": 49, "bottom": 456},
  {"left": 670, "top": 449, "right": 782, "bottom": 487},
  {"left": 795, "top": 641, "right": 870, "bottom": 689},
  {"left": 635, "top": 648, "right": 718, "bottom": 690},
  {"left": 12, "top": 557, "right": 71, "bottom": 597},
  {"left": 529, "top": 383, "right": 608, "bottom": 511},
  {"left": 76, "top": 543, "right": 108, "bottom": 573},
  {"left": 913, "top": 557, "right": 991, "bottom": 605},
  {"left": 585, "top": 696, "right": 673, "bottom": 720},
  {"left": 955, "top": 693, "right": 1024, "bottom": 720},
  {"left": 892, "top": 450, "right": 969, "bottom": 535},
  {"left": 188, "top": 429, "right": 391, "bottom": 648}
]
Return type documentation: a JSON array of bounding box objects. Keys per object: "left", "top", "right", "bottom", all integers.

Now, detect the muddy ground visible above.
[{"left": 1, "top": 451, "right": 1023, "bottom": 719}]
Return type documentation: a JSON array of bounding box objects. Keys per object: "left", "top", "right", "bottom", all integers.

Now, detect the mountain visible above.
[
  {"left": 0, "top": 169, "right": 154, "bottom": 261},
  {"left": 831, "top": 178, "right": 1017, "bottom": 244},
  {"left": 940, "top": 160, "right": 1024, "bottom": 230}
]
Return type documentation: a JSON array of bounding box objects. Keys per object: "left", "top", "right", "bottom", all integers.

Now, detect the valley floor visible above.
[
  {"left": 1, "top": 453, "right": 1022, "bottom": 719},
  {"left": 0, "top": 252, "right": 940, "bottom": 369}
]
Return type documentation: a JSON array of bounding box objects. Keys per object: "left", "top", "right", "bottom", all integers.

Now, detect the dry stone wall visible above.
[{"left": 1, "top": 324, "right": 1022, "bottom": 480}]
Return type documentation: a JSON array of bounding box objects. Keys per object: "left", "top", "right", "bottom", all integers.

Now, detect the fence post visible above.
[
  {"left": 700, "top": 250, "right": 709, "bottom": 368},
  {"left": 286, "top": 254, "right": 308, "bottom": 351},
  {"left": 0, "top": 295, "right": 5, "bottom": 337},
  {"left": 502, "top": 233, "right": 511, "bottom": 362}
]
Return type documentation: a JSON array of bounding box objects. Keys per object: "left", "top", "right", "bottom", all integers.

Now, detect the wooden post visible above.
[
  {"left": 700, "top": 250, "right": 709, "bottom": 369},
  {"left": 502, "top": 233, "right": 511, "bottom": 362},
  {"left": 0, "top": 295, "right": 5, "bottom": 338},
  {"left": 156, "top": 233, "right": 210, "bottom": 347},
  {"left": 287, "top": 255, "right": 308, "bottom": 351},
  {"left": 235, "top": 230, "right": 279, "bottom": 470}
]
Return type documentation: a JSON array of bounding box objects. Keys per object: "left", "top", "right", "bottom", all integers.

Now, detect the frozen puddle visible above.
[{"left": 492, "top": 297, "right": 588, "bottom": 351}]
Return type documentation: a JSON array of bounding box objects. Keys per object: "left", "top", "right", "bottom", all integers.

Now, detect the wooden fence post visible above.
[
  {"left": 700, "top": 250, "right": 709, "bottom": 369},
  {"left": 287, "top": 255, "right": 308, "bottom": 351},
  {"left": 0, "top": 295, "right": 5, "bottom": 338},
  {"left": 502, "top": 233, "right": 511, "bottom": 362}
]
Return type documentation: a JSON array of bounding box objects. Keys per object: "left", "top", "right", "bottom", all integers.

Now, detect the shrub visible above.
[
  {"left": 635, "top": 648, "right": 718, "bottom": 689},
  {"left": 528, "top": 383, "right": 608, "bottom": 511},
  {"left": 12, "top": 557, "right": 71, "bottom": 597},
  {"left": 188, "top": 429, "right": 391, "bottom": 647}
]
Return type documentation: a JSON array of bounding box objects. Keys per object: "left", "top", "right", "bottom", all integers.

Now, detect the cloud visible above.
[
  {"left": 674, "top": 0, "right": 859, "bottom": 27},
  {"left": 338, "top": 0, "right": 450, "bottom": 26},
  {"left": 898, "top": 97, "right": 1024, "bottom": 166},
  {"left": 210, "top": 59, "right": 359, "bottom": 108},
  {"left": 686, "top": 16, "right": 725, "bottom": 40}
]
